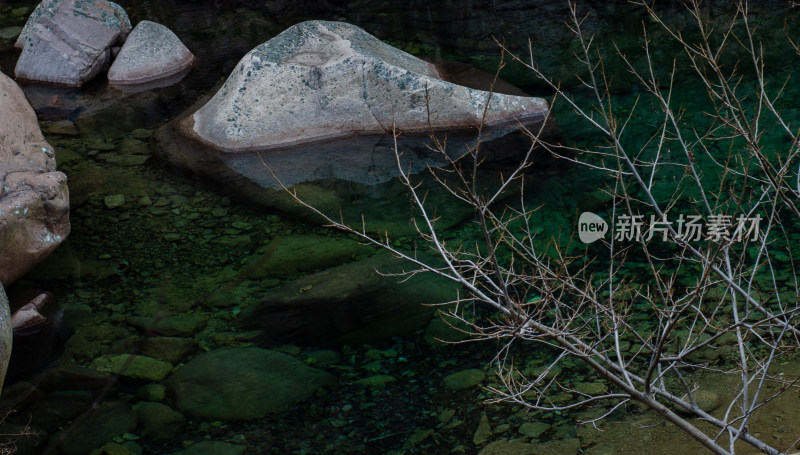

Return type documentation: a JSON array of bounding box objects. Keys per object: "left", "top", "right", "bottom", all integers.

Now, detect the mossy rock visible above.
[
  {"left": 90, "top": 354, "right": 174, "bottom": 381},
  {"left": 53, "top": 401, "right": 137, "bottom": 455},
  {"left": 133, "top": 401, "right": 186, "bottom": 440},
  {"left": 241, "top": 234, "right": 376, "bottom": 279},
  {"left": 443, "top": 369, "right": 485, "bottom": 390},
  {"left": 167, "top": 347, "right": 335, "bottom": 420}
]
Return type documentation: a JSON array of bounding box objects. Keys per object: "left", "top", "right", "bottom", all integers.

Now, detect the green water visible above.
[{"left": 2, "top": 1, "right": 800, "bottom": 454}]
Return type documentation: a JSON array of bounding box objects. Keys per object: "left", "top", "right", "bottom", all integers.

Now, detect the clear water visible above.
[{"left": 2, "top": 1, "right": 800, "bottom": 454}]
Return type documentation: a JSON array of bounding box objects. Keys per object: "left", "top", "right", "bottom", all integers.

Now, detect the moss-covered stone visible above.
[
  {"left": 139, "top": 336, "right": 199, "bottom": 364},
  {"left": 53, "top": 401, "right": 137, "bottom": 455},
  {"left": 355, "top": 375, "right": 396, "bottom": 387},
  {"left": 424, "top": 313, "right": 471, "bottom": 346},
  {"left": 133, "top": 401, "right": 186, "bottom": 440},
  {"left": 166, "top": 347, "right": 335, "bottom": 420},
  {"left": 240, "top": 234, "right": 376, "bottom": 279},
  {"left": 170, "top": 441, "right": 246, "bottom": 455},
  {"left": 443, "top": 369, "right": 485, "bottom": 390},
  {"left": 136, "top": 383, "right": 166, "bottom": 401},
  {"left": 127, "top": 314, "right": 206, "bottom": 337},
  {"left": 90, "top": 354, "right": 174, "bottom": 381}
]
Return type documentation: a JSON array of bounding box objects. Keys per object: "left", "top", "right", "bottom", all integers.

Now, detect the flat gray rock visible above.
[
  {"left": 14, "top": 0, "right": 131, "bottom": 86},
  {"left": 182, "top": 20, "right": 548, "bottom": 152},
  {"left": 108, "top": 20, "right": 195, "bottom": 86}
]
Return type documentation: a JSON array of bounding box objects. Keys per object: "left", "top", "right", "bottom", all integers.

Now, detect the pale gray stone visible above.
[
  {"left": 14, "top": 0, "right": 131, "bottom": 86},
  {"left": 108, "top": 20, "right": 195, "bottom": 86},
  {"left": 182, "top": 20, "right": 548, "bottom": 153},
  {"left": 0, "top": 71, "right": 70, "bottom": 287}
]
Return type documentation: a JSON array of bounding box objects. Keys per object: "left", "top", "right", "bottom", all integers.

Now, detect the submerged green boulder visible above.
[
  {"left": 443, "top": 369, "right": 485, "bottom": 390},
  {"left": 424, "top": 313, "right": 472, "bottom": 346},
  {"left": 133, "top": 401, "right": 186, "bottom": 440},
  {"left": 240, "top": 252, "right": 456, "bottom": 346},
  {"left": 90, "top": 354, "right": 174, "bottom": 381},
  {"left": 241, "top": 234, "right": 375, "bottom": 279},
  {"left": 53, "top": 401, "right": 137, "bottom": 455},
  {"left": 170, "top": 441, "right": 246, "bottom": 455},
  {"left": 166, "top": 347, "right": 335, "bottom": 420}
]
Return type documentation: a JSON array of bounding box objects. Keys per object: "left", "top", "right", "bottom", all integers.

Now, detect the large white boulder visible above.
[
  {"left": 14, "top": 0, "right": 131, "bottom": 87},
  {"left": 108, "top": 20, "right": 195, "bottom": 87},
  {"left": 182, "top": 20, "right": 548, "bottom": 152},
  {"left": 155, "top": 20, "right": 556, "bottom": 236},
  {"left": 0, "top": 71, "right": 70, "bottom": 286}
]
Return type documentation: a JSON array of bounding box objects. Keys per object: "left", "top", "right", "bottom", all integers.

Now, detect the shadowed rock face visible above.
[
  {"left": 0, "top": 287, "right": 11, "bottom": 395},
  {"left": 5, "top": 290, "right": 65, "bottom": 384},
  {"left": 108, "top": 20, "right": 195, "bottom": 86},
  {"left": 0, "top": 71, "right": 70, "bottom": 287},
  {"left": 182, "top": 20, "right": 549, "bottom": 153},
  {"left": 14, "top": 0, "right": 131, "bottom": 87}
]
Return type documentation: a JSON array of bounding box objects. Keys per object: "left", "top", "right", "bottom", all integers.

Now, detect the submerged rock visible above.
[
  {"left": 139, "top": 336, "right": 199, "bottom": 364},
  {"left": 240, "top": 233, "right": 376, "bottom": 279},
  {"left": 156, "top": 121, "right": 483, "bottom": 235},
  {"left": 0, "top": 71, "right": 70, "bottom": 286},
  {"left": 89, "top": 354, "right": 174, "bottom": 381},
  {"left": 170, "top": 441, "right": 246, "bottom": 455},
  {"left": 443, "top": 369, "right": 485, "bottom": 390},
  {"left": 473, "top": 413, "right": 492, "bottom": 445},
  {"left": 126, "top": 313, "right": 206, "bottom": 337},
  {"left": 479, "top": 439, "right": 581, "bottom": 455},
  {"left": 133, "top": 401, "right": 186, "bottom": 440},
  {"left": 355, "top": 375, "right": 396, "bottom": 387},
  {"left": 240, "top": 252, "right": 456, "bottom": 346},
  {"left": 108, "top": 20, "right": 195, "bottom": 87},
  {"left": 52, "top": 401, "right": 137, "bottom": 455},
  {"left": 424, "top": 313, "right": 472, "bottom": 346},
  {"left": 14, "top": 0, "right": 131, "bottom": 87},
  {"left": 0, "top": 27, "right": 23, "bottom": 42},
  {"left": 167, "top": 347, "right": 335, "bottom": 420},
  {"left": 518, "top": 421, "right": 550, "bottom": 438}
]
